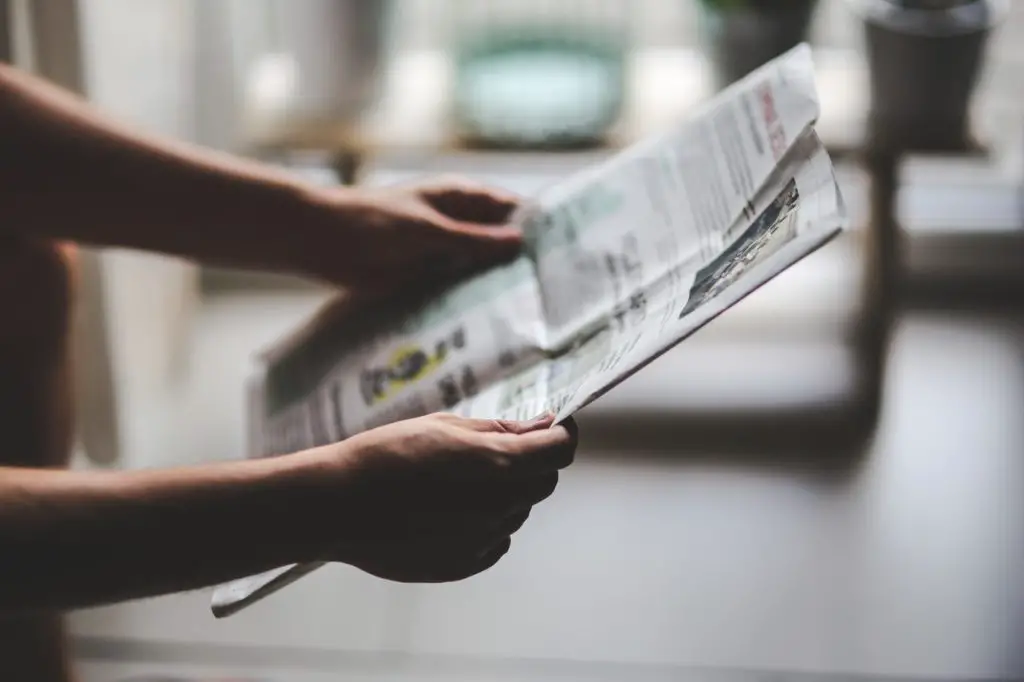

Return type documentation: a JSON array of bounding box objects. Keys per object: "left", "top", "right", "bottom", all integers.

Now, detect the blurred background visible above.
[{"left": 3, "top": 1, "right": 1024, "bottom": 681}]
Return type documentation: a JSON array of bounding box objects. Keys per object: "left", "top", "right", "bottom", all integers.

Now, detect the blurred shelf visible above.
[{"left": 243, "top": 46, "right": 872, "bottom": 156}]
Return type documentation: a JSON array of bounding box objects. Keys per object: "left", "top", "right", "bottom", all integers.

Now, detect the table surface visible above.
[{"left": 69, "top": 295, "right": 1024, "bottom": 682}]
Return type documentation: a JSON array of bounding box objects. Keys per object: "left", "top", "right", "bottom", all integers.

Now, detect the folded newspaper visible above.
[{"left": 211, "top": 44, "right": 847, "bottom": 617}]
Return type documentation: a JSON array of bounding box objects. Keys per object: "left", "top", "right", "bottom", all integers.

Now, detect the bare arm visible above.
[
  {"left": 0, "top": 64, "right": 522, "bottom": 288},
  {"left": 0, "top": 453, "right": 327, "bottom": 614},
  {"left": 0, "top": 62, "right": 330, "bottom": 276},
  {"left": 0, "top": 415, "right": 576, "bottom": 616}
]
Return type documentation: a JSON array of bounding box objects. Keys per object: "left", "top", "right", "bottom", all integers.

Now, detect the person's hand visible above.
[
  {"left": 303, "top": 176, "right": 524, "bottom": 292},
  {"left": 304, "top": 412, "right": 576, "bottom": 583}
]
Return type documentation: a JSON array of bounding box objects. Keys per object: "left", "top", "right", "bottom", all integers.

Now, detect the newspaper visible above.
[{"left": 211, "top": 44, "right": 847, "bottom": 617}]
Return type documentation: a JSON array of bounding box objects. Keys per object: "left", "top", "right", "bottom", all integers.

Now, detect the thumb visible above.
[
  {"left": 464, "top": 414, "right": 576, "bottom": 474},
  {"left": 495, "top": 413, "right": 556, "bottom": 435},
  {"left": 459, "top": 414, "right": 555, "bottom": 435},
  {"left": 441, "top": 214, "right": 524, "bottom": 252},
  {"left": 426, "top": 214, "right": 524, "bottom": 275}
]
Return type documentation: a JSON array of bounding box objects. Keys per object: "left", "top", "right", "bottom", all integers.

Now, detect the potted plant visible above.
[
  {"left": 698, "top": 0, "right": 820, "bottom": 90},
  {"left": 848, "top": 0, "right": 1008, "bottom": 150}
]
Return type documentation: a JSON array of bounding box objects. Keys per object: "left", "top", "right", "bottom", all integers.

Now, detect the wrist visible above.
[
  {"left": 252, "top": 445, "right": 363, "bottom": 565},
  {"left": 284, "top": 183, "right": 368, "bottom": 285},
  {"left": 215, "top": 174, "right": 334, "bottom": 279},
  {"left": 240, "top": 450, "right": 328, "bottom": 564}
]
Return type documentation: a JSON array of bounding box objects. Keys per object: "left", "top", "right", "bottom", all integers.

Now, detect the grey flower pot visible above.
[
  {"left": 849, "top": 0, "right": 1008, "bottom": 150},
  {"left": 700, "top": 1, "right": 818, "bottom": 91}
]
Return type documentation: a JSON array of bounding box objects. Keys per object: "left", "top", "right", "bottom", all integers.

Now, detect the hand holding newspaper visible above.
[{"left": 212, "top": 44, "right": 847, "bottom": 617}]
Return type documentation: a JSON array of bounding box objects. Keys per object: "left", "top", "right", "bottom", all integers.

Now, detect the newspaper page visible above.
[{"left": 211, "top": 43, "right": 847, "bottom": 617}]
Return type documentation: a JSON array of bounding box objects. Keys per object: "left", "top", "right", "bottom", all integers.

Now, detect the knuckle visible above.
[
  {"left": 553, "top": 424, "right": 574, "bottom": 442},
  {"left": 549, "top": 431, "right": 578, "bottom": 466},
  {"left": 560, "top": 440, "right": 578, "bottom": 466},
  {"left": 535, "top": 472, "right": 559, "bottom": 500},
  {"left": 494, "top": 537, "right": 513, "bottom": 560},
  {"left": 543, "top": 470, "right": 560, "bottom": 491}
]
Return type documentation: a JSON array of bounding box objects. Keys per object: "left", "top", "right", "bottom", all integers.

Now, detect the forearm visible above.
[
  {"left": 0, "top": 63, "right": 336, "bottom": 273},
  {"left": 0, "top": 452, "right": 332, "bottom": 614}
]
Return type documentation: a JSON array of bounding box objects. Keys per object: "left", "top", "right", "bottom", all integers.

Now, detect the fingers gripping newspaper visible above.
[{"left": 212, "top": 44, "right": 847, "bottom": 617}]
